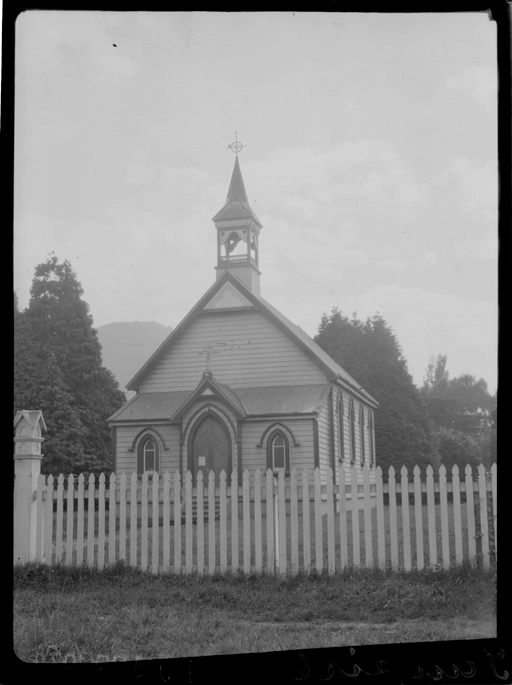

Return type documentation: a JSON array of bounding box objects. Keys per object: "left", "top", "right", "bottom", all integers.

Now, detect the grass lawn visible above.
[{"left": 13, "top": 563, "right": 496, "bottom": 663}]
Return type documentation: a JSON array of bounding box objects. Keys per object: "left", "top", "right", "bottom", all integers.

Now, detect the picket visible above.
[
  {"left": 109, "top": 473, "right": 116, "bottom": 566},
  {"left": 76, "top": 474, "right": 84, "bottom": 565},
  {"left": 163, "top": 472, "right": 171, "bottom": 572},
  {"left": 491, "top": 463, "right": 497, "bottom": 555},
  {"left": 196, "top": 471, "right": 205, "bottom": 574},
  {"left": 266, "top": 469, "right": 275, "bottom": 573},
  {"left": 465, "top": 465, "right": 476, "bottom": 567},
  {"left": 338, "top": 464, "right": 348, "bottom": 571},
  {"left": 254, "top": 470, "right": 263, "bottom": 573},
  {"left": 388, "top": 467, "right": 398, "bottom": 571},
  {"left": 119, "top": 473, "right": 127, "bottom": 562},
  {"left": 152, "top": 474, "right": 159, "bottom": 575},
  {"left": 350, "top": 466, "right": 360, "bottom": 567},
  {"left": 452, "top": 466, "right": 463, "bottom": 566},
  {"left": 375, "top": 466, "right": 385, "bottom": 570},
  {"left": 278, "top": 470, "right": 287, "bottom": 575},
  {"left": 98, "top": 474, "right": 106, "bottom": 570},
  {"left": 232, "top": 470, "right": 239, "bottom": 572},
  {"left": 173, "top": 472, "right": 181, "bottom": 572},
  {"left": 426, "top": 466, "right": 437, "bottom": 568},
  {"left": 208, "top": 471, "right": 215, "bottom": 574},
  {"left": 56, "top": 474, "right": 64, "bottom": 564},
  {"left": 363, "top": 466, "right": 373, "bottom": 569},
  {"left": 477, "top": 464, "right": 490, "bottom": 570},
  {"left": 438, "top": 465, "right": 450, "bottom": 571},
  {"left": 220, "top": 471, "right": 227, "bottom": 573},
  {"left": 185, "top": 471, "right": 193, "bottom": 574},
  {"left": 130, "top": 473, "right": 138, "bottom": 568},
  {"left": 302, "top": 469, "right": 311, "bottom": 573},
  {"left": 413, "top": 466, "right": 424, "bottom": 571},
  {"left": 66, "top": 475, "right": 74, "bottom": 566},
  {"left": 314, "top": 468, "right": 323, "bottom": 572},
  {"left": 243, "top": 470, "right": 251, "bottom": 574},
  {"left": 19, "top": 464, "right": 496, "bottom": 577},
  {"left": 400, "top": 466, "right": 411, "bottom": 572},
  {"left": 87, "top": 474, "right": 95, "bottom": 567},
  {"left": 141, "top": 473, "right": 149, "bottom": 572}
]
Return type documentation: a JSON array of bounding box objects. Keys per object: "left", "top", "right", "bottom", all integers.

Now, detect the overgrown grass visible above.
[{"left": 14, "top": 562, "right": 496, "bottom": 663}]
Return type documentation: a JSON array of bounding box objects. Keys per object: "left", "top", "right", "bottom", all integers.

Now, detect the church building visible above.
[{"left": 108, "top": 154, "right": 378, "bottom": 486}]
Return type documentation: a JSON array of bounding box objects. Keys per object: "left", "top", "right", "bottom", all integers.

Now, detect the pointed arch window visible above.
[
  {"left": 266, "top": 428, "right": 291, "bottom": 474},
  {"left": 137, "top": 434, "right": 160, "bottom": 476},
  {"left": 359, "top": 405, "right": 366, "bottom": 465},
  {"left": 349, "top": 399, "right": 356, "bottom": 464},
  {"left": 338, "top": 393, "right": 345, "bottom": 461},
  {"left": 368, "top": 410, "right": 375, "bottom": 466}
]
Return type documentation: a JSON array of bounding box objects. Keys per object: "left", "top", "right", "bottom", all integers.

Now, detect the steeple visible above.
[{"left": 212, "top": 144, "right": 262, "bottom": 295}]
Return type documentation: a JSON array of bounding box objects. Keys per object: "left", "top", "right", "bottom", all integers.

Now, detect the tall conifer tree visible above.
[
  {"left": 315, "top": 309, "right": 436, "bottom": 472},
  {"left": 14, "top": 255, "right": 125, "bottom": 474}
]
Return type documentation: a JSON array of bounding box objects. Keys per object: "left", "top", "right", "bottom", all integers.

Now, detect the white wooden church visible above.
[{"left": 108, "top": 155, "right": 378, "bottom": 486}]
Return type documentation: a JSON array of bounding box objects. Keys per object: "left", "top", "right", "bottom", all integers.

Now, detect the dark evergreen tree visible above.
[
  {"left": 420, "top": 355, "right": 496, "bottom": 465},
  {"left": 434, "top": 427, "right": 482, "bottom": 472},
  {"left": 14, "top": 255, "right": 126, "bottom": 474},
  {"left": 315, "top": 309, "right": 436, "bottom": 473}
]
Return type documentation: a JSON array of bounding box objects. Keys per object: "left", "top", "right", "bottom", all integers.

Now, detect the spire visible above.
[
  {"left": 212, "top": 139, "right": 263, "bottom": 295},
  {"left": 212, "top": 156, "right": 262, "bottom": 227},
  {"left": 225, "top": 156, "right": 249, "bottom": 204}
]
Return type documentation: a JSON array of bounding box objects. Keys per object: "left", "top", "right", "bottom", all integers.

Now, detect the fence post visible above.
[{"left": 13, "top": 411, "right": 46, "bottom": 565}]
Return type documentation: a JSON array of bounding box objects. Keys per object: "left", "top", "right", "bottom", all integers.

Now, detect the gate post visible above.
[{"left": 13, "top": 411, "right": 46, "bottom": 564}]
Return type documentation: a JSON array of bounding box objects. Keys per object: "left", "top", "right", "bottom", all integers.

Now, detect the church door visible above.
[{"left": 190, "top": 415, "right": 231, "bottom": 481}]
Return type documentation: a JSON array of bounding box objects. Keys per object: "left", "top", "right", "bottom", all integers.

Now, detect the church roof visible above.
[
  {"left": 124, "top": 271, "right": 378, "bottom": 408},
  {"left": 212, "top": 157, "right": 263, "bottom": 227},
  {"left": 109, "top": 383, "right": 331, "bottom": 423}
]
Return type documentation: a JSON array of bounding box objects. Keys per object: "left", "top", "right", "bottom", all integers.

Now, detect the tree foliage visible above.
[
  {"left": 14, "top": 255, "right": 126, "bottom": 474},
  {"left": 420, "top": 354, "right": 496, "bottom": 466},
  {"left": 315, "top": 309, "right": 436, "bottom": 472}
]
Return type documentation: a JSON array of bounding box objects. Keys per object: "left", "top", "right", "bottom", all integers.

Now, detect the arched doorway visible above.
[{"left": 188, "top": 413, "right": 232, "bottom": 481}]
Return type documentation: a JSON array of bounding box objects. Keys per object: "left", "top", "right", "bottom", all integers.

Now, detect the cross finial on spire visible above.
[{"left": 228, "top": 132, "right": 245, "bottom": 156}]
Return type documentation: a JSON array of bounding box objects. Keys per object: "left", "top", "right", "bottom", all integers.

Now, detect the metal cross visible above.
[
  {"left": 228, "top": 132, "right": 245, "bottom": 155},
  {"left": 198, "top": 342, "right": 220, "bottom": 371}
]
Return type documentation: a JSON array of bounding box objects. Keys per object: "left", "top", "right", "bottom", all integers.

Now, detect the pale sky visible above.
[{"left": 14, "top": 11, "right": 498, "bottom": 393}]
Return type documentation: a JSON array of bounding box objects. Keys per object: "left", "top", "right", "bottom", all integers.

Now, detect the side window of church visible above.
[
  {"left": 369, "top": 410, "right": 375, "bottom": 466},
  {"left": 266, "top": 429, "right": 290, "bottom": 473},
  {"left": 137, "top": 435, "right": 159, "bottom": 476},
  {"left": 338, "top": 394, "right": 345, "bottom": 461},
  {"left": 349, "top": 399, "right": 356, "bottom": 464},
  {"left": 359, "top": 405, "right": 365, "bottom": 465}
]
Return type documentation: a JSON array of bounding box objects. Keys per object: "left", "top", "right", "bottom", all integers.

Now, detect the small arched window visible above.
[
  {"left": 359, "top": 405, "right": 366, "bottom": 465},
  {"left": 137, "top": 434, "right": 160, "bottom": 476},
  {"left": 349, "top": 399, "right": 356, "bottom": 464},
  {"left": 338, "top": 394, "right": 345, "bottom": 461},
  {"left": 368, "top": 410, "right": 375, "bottom": 466},
  {"left": 266, "top": 429, "right": 291, "bottom": 474}
]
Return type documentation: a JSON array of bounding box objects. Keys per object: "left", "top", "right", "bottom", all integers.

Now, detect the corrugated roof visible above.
[
  {"left": 236, "top": 384, "right": 331, "bottom": 415},
  {"left": 108, "top": 391, "right": 190, "bottom": 422},
  {"left": 109, "top": 384, "right": 331, "bottom": 423}
]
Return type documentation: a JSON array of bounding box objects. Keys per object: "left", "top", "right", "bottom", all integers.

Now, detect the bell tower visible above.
[{"left": 212, "top": 137, "right": 262, "bottom": 295}]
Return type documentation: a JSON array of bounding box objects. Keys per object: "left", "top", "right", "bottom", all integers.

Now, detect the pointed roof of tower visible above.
[{"left": 212, "top": 157, "right": 263, "bottom": 227}]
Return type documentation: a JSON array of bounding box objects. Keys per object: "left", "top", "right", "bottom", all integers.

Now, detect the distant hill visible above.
[{"left": 97, "top": 322, "right": 173, "bottom": 397}]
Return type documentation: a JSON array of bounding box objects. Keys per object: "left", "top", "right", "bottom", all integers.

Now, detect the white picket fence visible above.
[{"left": 26, "top": 463, "right": 496, "bottom": 575}]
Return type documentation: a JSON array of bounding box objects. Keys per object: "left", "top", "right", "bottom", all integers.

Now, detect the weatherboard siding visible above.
[
  {"left": 115, "top": 424, "right": 180, "bottom": 475},
  {"left": 137, "top": 310, "right": 328, "bottom": 393},
  {"left": 241, "top": 418, "right": 317, "bottom": 474}
]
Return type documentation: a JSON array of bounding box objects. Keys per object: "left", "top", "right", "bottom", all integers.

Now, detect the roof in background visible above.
[{"left": 109, "top": 383, "right": 331, "bottom": 423}]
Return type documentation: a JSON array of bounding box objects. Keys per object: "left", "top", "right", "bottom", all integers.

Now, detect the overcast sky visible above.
[{"left": 14, "top": 11, "right": 497, "bottom": 393}]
